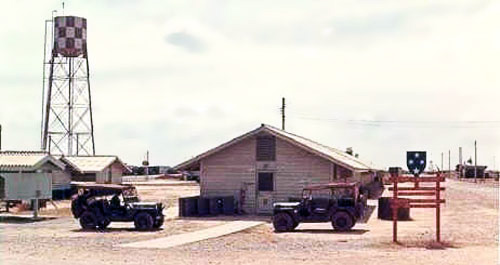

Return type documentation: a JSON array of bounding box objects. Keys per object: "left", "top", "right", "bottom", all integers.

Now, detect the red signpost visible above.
[{"left": 389, "top": 173, "right": 445, "bottom": 243}]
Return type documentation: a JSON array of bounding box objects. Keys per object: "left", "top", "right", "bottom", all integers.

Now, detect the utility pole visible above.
[
  {"left": 459, "top": 147, "right": 463, "bottom": 179},
  {"left": 474, "top": 140, "right": 477, "bottom": 183},
  {"left": 448, "top": 150, "right": 451, "bottom": 178},
  {"left": 144, "top": 150, "right": 150, "bottom": 176},
  {"left": 0, "top": 124, "right": 2, "bottom": 151},
  {"left": 281, "top": 97, "right": 286, "bottom": 131},
  {"left": 441, "top": 152, "right": 444, "bottom": 172}
]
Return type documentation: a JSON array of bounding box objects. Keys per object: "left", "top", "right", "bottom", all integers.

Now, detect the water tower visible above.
[{"left": 41, "top": 15, "right": 95, "bottom": 156}]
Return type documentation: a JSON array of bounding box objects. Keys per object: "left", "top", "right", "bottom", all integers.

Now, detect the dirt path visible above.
[
  {"left": 119, "top": 220, "right": 264, "bottom": 249},
  {"left": 1, "top": 179, "right": 497, "bottom": 265}
]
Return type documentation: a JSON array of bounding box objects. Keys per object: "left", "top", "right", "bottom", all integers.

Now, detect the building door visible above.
[{"left": 256, "top": 172, "right": 274, "bottom": 214}]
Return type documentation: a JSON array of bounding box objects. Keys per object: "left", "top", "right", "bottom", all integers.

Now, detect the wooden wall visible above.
[
  {"left": 201, "top": 137, "right": 257, "bottom": 213},
  {"left": 200, "top": 132, "right": 369, "bottom": 214},
  {"left": 272, "top": 138, "right": 331, "bottom": 206},
  {"left": 72, "top": 173, "right": 97, "bottom": 182},
  {"left": 1, "top": 172, "right": 52, "bottom": 200},
  {"left": 95, "top": 162, "right": 123, "bottom": 184},
  {"left": 353, "top": 171, "right": 374, "bottom": 186},
  {"left": 95, "top": 170, "right": 107, "bottom": 184},
  {"left": 51, "top": 169, "right": 72, "bottom": 190},
  {"left": 111, "top": 162, "right": 123, "bottom": 184}
]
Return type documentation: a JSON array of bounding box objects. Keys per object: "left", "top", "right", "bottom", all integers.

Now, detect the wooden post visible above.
[
  {"left": 459, "top": 147, "right": 463, "bottom": 179},
  {"left": 448, "top": 150, "right": 451, "bottom": 178},
  {"left": 474, "top": 141, "right": 477, "bottom": 183},
  {"left": 436, "top": 174, "right": 441, "bottom": 242},
  {"left": 393, "top": 175, "right": 398, "bottom": 242},
  {"left": 33, "top": 190, "right": 41, "bottom": 220},
  {"left": 388, "top": 173, "right": 445, "bottom": 243},
  {"left": 33, "top": 199, "right": 39, "bottom": 219}
]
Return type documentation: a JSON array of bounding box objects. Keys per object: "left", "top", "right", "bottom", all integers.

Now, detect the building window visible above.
[
  {"left": 256, "top": 136, "right": 276, "bottom": 161},
  {"left": 258, "top": 172, "right": 274, "bottom": 191}
]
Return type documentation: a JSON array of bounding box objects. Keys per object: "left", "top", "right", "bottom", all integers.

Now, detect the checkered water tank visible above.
[{"left": 54, "top": 16, "right": 87, "bottom": 57}]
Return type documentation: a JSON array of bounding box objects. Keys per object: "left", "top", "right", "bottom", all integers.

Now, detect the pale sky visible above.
[{"left": 1, "top": 0, "right": 499, "bottom": 170}]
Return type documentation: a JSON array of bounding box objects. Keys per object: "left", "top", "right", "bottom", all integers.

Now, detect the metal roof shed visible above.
[
  {"left": 0, "top": 151, "right": 65, "bottom": 201},
  {"left": 61, "top": 155, "right": 131, "bottom": 184}
]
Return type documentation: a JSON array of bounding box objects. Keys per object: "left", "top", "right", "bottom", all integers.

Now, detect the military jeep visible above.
[
  {"left": 71, "top": 184, "right": 164, "bottom": 230},
  {"left": 273, "top": 182, "right": 366, "bottom": 232}
]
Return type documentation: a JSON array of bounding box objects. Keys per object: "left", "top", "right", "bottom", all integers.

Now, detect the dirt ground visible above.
[{"left": 1, "top": 179, "right": 498, "bottom": 265}]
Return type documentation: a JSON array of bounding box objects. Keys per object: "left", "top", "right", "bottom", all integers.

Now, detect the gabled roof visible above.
[
  {"left": 61, "top": 155, "right": 132, "bottom": 174},
  {"left": 0, "top": 151, "right": 66, "bottom": 171},
  {"left": 174, "top": 124, "right": 379, "bottom": 171}
]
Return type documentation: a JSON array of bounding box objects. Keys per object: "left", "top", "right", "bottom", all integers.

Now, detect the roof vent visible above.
[{"left": 346, "top": 147, "right": 353, "bottom": 156}]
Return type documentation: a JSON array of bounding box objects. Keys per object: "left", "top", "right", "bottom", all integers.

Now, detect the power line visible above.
[
  {"left": 287, "top": 114, "right": 500, "bottom": 128},
  {"left": 290, "top": 114, "right": 500, "bottom": 124}
]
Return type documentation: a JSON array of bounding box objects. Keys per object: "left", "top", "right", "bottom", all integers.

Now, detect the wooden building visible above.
[
  {"left": 51, "top": 167, "right": 73, "bottom": 199},
  {"left": 174, "top": 124, "right": 379, "bottom": 214},
  {"left": 0, "top": 151, "right": 65, "bottom": 201},
  {"left": 61, "top": 156, "right": 131, "bottom": 184}
]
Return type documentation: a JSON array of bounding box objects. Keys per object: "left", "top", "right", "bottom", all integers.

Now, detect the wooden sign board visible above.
[{"left": 389, "top": 174, "right": 445, "bottom": 243}]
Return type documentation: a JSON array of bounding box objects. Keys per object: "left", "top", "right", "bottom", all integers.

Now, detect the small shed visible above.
[
  {"left": 174, "top": 124, "right": 380, "bottom": 214},
  {"left": 61, "top": 156, "right": 131, "bottom": 184},
  {"left": 0, "top": 151, "right": 66, "bottom": 200},
  {"left": 463, "top": 165, "right": 488, "bottom": 178}
]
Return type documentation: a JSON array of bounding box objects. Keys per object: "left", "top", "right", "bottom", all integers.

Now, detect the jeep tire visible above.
[
  {"left": 332, "top": 211, "right": 354, "bottom": 231},
  {"left": 98, "top": 218, "right": 111, "bottom": 229},
  {"left": 79, "top": 211, "right": 98, "bottom": 230},
  {"left": 273, "top": 212, "right": 295, "bottom": 232},
  {"left": 134, "top": 212, "right": 154, "bottom": 230}
]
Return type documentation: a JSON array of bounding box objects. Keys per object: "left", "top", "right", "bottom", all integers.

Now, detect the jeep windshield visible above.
[{"left": 122, "top": 187, "right": 140, "bottom": 203}]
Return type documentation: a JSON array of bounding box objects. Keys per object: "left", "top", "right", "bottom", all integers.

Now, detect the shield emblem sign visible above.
[{"left": 407, "top": 151, "right": 426, "bottom": 176}]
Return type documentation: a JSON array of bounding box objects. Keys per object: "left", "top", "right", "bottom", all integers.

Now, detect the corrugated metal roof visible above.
[
  {"left": 0, "top": 151, "right": 65, "bottom": 171},
  {"left": 263, "top": 124, "right": 376, "bottom": 170},
  {"left": 62, "top": 156, "right": 130, "bottom": 173},
  {"left": 174, "top": 124, "right": 380, "bottom": 171}
]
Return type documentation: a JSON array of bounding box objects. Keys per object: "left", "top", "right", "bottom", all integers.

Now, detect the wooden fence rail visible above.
[{"left": 390, "top": 173, "right": 445, "bottom": 242}]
